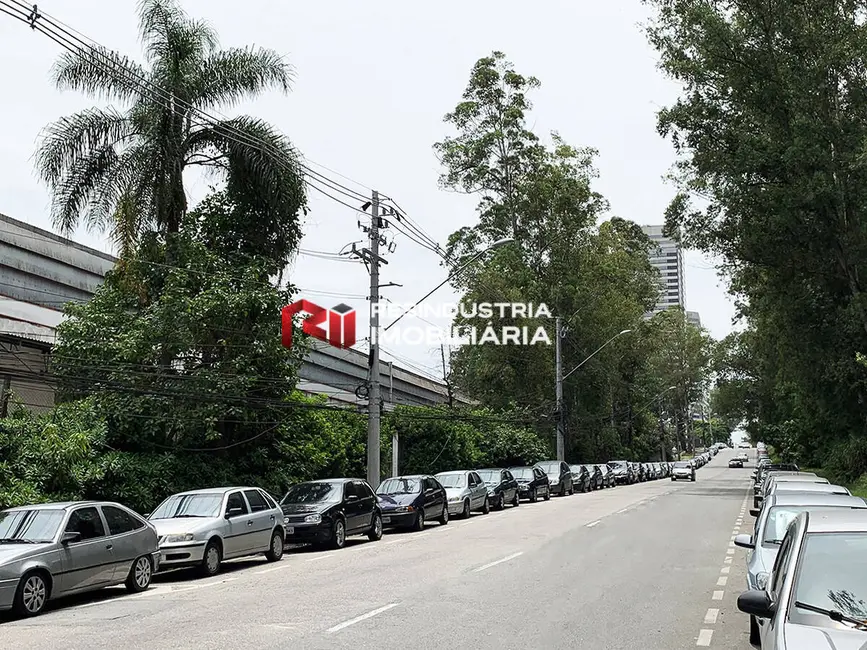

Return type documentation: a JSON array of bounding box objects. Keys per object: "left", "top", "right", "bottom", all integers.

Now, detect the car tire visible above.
[
  {"left": 331, "top": 518, "right": 347, "bottom": 549},
  {"left": 125, "top": 555, "right": 153, "bottom": 593},
  {"left": 13, "top": 571, "right": 49, "bottom": 617},
  {"left": 439, "top": 504, "right": 449, "bottom": 525},
  {"left": 265, "top": 529, "right": 285, "bottom": 562},
  {"left": 368, "top": 513, "right": 383, "bottom": 541},
  {"left": 199, "top": 539, "right": 223, "bottom": 577},
  {"left": 543, "top": 488, "right": 551, "bottom": 501},
  {"left": 568, "top": 484, "right": 574, "bottom": 496},
  {"left": 413, "top": 508, "right": 425, "bottom": 532},
  {"left": 482, "top": 497, "right": 490, "bottom": 514},
  {"left": 512, "top": 491, "right": 520, "bottom": 507},
  {"left": 691, "top": 476, "right": 696, "bottom": 482},
  {"left": 530, "top": 488, "right": 538, "bottom": 503},
  {"left": 462, "top": 499, "right": 471, "bottom": 519},
  {"left": 749, "top": 615, "right": 760, "bottom": 645}
]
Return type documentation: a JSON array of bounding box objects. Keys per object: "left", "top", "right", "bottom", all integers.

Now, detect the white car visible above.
[
  {"left": 148, "top": 487, "right": 285, "bottom": 576},
  {"left": 435, "top": 471, "right": 490, "bottom": 518}
]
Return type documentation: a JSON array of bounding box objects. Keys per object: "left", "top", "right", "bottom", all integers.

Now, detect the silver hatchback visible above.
[
  {"left": 148, "top": 487, "right": 285, "bottom": 577},
  {"left": 0, "top": 501, "right": 160, "bottom": 617}
]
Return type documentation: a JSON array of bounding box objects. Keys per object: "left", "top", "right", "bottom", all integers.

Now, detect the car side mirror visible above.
[
  {"left": 61, "top": 531, "right": 81, "bottom": 545},
  {"left": 734, "top": 533, "right": 754, "bottom": 549},
  {"left": 737, "top": 589, "right": 776, "bottom": 619},
  {"left": 225, "top": 506, "right": 244, "bottom": 519},
  {"left": 749, "top": 508, "right": 760, "bottom": 517},
  {"left": 346, "top": 494, "right": 359, "bottom": 502},
  {"left": 143, "top": 513, "right": 151, "bottom": 518}
]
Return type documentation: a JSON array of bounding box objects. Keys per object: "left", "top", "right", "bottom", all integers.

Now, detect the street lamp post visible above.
[
  {"left": 555, "top": 328, "right": 633, "bottom": 461},
  {"left": 380, "top": 237, "right": 513, "bottom": 478}
]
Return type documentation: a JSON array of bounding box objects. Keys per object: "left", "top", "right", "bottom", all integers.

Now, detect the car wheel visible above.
[
  {"left": 497, "top": 495, "right": 504, "bottom": 510},
  {"left": 568, "top": 484, "right": 574, "bottom": 496},
  {"left": 265, "top": 529, "right": 285, "bottom": 562},
  {"left": 331, "top": 518, "right": 347, "bottom": 549},
  {"left": 671, "top": 477, "right": 676, "bottom": 481},
  {"left": 368, "top": 513, "right": 383, "bottom": 541},
  {"left": 125, "top": 555, "right": 153, "bottom": 593},
  {"left": 413, "top": 508, "right": 425, "bottom": 532},
  {"left": 543, "top": 488, "right": 551, "bottom": 501},
  {"left": 691, "top": 476, "right": 696, "bottom": 482},
  {"left": 530, "top": 487, "right": 538, "bottom": 503},
  {"left": 512, "top": 491, "right": 520, "bottom": 507},
  {"left": 749, "top": 615, "right": 760, "bottom": 645},
  {"left": 482, "top": 496, "right": 490, "bottom": 514},
  {"left": 439, "top": 504, "right": 449, "bottom": 525},
  {"left": 199, "top": 539, "right": 222, "bottom": 577},
  {"left": 462, "top": 499, "right": 471, "bottom": 519},
  {"left": 13, "top": 571, "right": 49, "bottom": 617}
]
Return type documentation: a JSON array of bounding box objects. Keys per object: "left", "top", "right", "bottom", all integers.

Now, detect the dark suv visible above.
[{"left": 509, "top": 465, "right": 551, "bottom": 502}]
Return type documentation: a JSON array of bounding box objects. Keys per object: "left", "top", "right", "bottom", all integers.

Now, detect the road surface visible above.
[{"left": 0, "top": 450, "right": 754, "bottom": 649}]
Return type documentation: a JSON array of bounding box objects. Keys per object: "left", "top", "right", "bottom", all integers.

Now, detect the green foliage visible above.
[{"left": 35, "top": 0, "right": 304, "bottom": 256}]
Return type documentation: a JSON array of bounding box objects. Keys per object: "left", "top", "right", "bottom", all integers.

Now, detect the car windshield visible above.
[
  {"left": 281, "top": 482, "right": 343, "bottom": 504},
  {"left": 537, "top": 462, "right": 559, "bottom": 474},
  {"left": 674, "top": 462, "right": 691, "bottom": 468},
  {"left": 608, "top": 461, "right": 627, "bottom": 470},
  {"left": 511, "top": 468, "right": 533, "bottom": 479},
  {"left": 437, "top": 474, "right": 466, "bottom": 488},
  {"left": 377, "top": 478, "right": 421, "bottom": 495},
  {"left": 0, "top": 509, "right": 64, "bottom": 543},
  {"left": 762, "top": 506, "right": 813, "bottom": 545},
  {"left": 150, "top": 493, "right": 223, "bottom": 519},
  {"left": 789, "top": 532, "right": 867, "bottom": 630},
  {"left": 477, "top": 470, "right": 502, "bottom": 484}
]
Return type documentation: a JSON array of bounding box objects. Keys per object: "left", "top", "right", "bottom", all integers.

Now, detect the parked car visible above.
[
  {"left": 569, "top": 464, "right": 592, "bottom": 492},
  {"left": 510, "top": 466, "right": 551, "bottom": 502},
  {"left": 608, "top": 460, "right": 634, "bottom": 485},
  {"left": 536, "top": 461, "right": 574, "bottom": 496},
  {"left": 0, "top": 501, "right": 160, "bottom": 617},
  {"left": 734, "top": 492, "right": 867, "bottom": 645},
  {"left": 600, "top": 465, "right": 616, "bottom": 488},
  {"left": 435, "top": 470, "right": 490, "bottom": 518},
  {"left": 755, "top": 474, "right": 825, "bottom": 508},
  {"left": 280, "top": 479, "right": 382, "bottom": 549},
  {"left": 375, "top": 475, "right": 448, "bottom": 531},
  {"left": 149, "top": 486, "right": 285, "bottom": 575},
  {"left": 671, "top": 460, "right": 696, "bottom": 481},
  {"left": 729, "top": 458, "right": 744, "bottom": 468},
  {"left": 754, "top": 464, "right": 801, "bottom": 507},
  {"left": 737, "top": 509, "right": 867, "bottom": 649},
  {"left": 477, "top": 468, "right": 520, "bottom": 510}
]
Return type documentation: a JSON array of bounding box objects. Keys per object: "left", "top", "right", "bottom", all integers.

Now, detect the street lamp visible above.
[
  {"left": 383, "top": 237, "right": 514, "bottom": 332},
  {"left": 555, "top": 327, "right": 633, "bottom": 461}
]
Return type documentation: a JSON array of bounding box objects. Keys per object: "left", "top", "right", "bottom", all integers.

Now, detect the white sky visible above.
[{"left": 0, "top": 0, "right": 737, "bottom": 378}]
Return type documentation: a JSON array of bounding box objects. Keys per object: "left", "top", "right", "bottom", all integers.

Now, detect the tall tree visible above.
[{"left": 36, "top": 0, "right": 305, "bottom": 259}]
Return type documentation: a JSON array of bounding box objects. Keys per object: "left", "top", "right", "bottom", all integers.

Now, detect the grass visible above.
[{"left": 802, "top": 466, "right": 867, "bottom": 499}]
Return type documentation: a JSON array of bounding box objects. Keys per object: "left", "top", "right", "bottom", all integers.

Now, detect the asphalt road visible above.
[{"left": 0, "top": 450, "right": 755, "bottom": 649}]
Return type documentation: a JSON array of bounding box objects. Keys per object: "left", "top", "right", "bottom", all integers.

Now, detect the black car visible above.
[
  {"left": 375, "top": 474, "right": 449, "bottom": 531},
  {"left": 569, "top": 465, "right": 591, "bottom": 492},
  {"left": 608, "top": 460, "right": 633, "bottom": 485},
  {"left": 509, "top": 465, "right": 551, "bottom": 502},
  {"left": 536, "top": 460, "right": 574, "bottom": 496},
  {"left": 280, "top": 478, "right": 383, "bottom": 549},
  {"left": 600, "top": 465, "right": 616, "bottom": 488},
  {"left": 477, "top": 468, "right": 520, "bottom": 509},
  {"left": 585, "top": 464, "right": 604, "bottom": 490}
]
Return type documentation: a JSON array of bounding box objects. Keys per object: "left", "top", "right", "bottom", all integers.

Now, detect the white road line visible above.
[
  {"left": 712, "top": 590, "right": 724, "bottom": 600},
  {"left": 586, "top": 520, "right": 601, "bottom": 528},
  {"left": 724, "top": 556, "right": 733, "bottom": 564},
  {"left": 717, "top": 576, "right": 728, "bottom": 587},
  {"left": 384, "top": 539, "right": 405, "bottom": 545},
  {"left": 327, "top": 603, "right": 399, "bottom": 633},
  {"left": 728, "top": 540, "right": 735, "bottom": 547},
  {"left": 173, "top": 577, "right": 236, "bottom": 592},
  {"left": 306, "top": 554, "right": 334, "bottom": 562},
  {"left": 704, "top": 608, "right": 719, "bottom": 624},
  {"left": 415, "top": 532, "right": 431, "bottom": 539},
  {"left": 617, "top": 508, "right": 630, "bottom": 514},
  {"left": 726, "top": 548, "right": 734, "bottom": 555},
  {"left": 256, "top": 563, "right": 293, "bottom": 575},
  {"left": 472, "top": 552, "right": 524, "bottom": 573},
  {"left": 720, "top": 566, "right": 730, "bottom": 574},
  {"left": 697, "top": 629, "right": 714, "bottom": 646}
]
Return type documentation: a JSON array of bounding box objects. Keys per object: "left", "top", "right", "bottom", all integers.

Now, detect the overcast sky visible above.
[{"left": 0, "top": 0, "right": 737, "bottom": 378}]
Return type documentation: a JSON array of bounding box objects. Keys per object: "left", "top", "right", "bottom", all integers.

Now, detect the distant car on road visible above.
[
  {"left": 435, "top": 470, "right": 490, "bottom": 518},
  {"left": 151, "top": 486, "right": 285, "bottom": 575},
  {"left": 734, "top": 492, "right": 867, "bottom": 645},
  {"left": 0, "top": 501, "right": 160, "bottom": 617},
  {"left": 729, "top": 458, "right": 744, "bottom": 468},
  {"left": 510, "top": 466, "right": 551, "bottom": 502},
  {"left": 536, "top": 460, "right": 574, "bottom": 496},
  {"left": 737, "top": 509, "right": 867, "bottom": 649},
  {"left": 477, "top": 468, "right": 520, "bottom": 510},
  {"left": 280, "top": 479, "right": 382, "bottom": 550},
  {"left": 375, "top": 474, "right": 449, "bottom": 531},
  {"left": 671, "top": 460, "right": 696, "bottom": 481}
]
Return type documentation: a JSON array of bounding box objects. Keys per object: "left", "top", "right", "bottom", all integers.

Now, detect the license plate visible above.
[
  {"left": 286, "top": 527, "right": 294, "bottom": 535},
  {"left": 382, "top": 517, "right": 391, "bottom": 523}
]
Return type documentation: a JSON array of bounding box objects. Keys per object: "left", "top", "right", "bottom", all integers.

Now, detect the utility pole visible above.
[
  {"left": 366, "top": 190, "right": 382, "bottom": 489},
  {"left": 555, "top": 316, "right": 565, "bottom": 461},
  {"left": 658, "top": 395, "right": 666, "bottom": 462},
  {"left": 440, "top": 344, "right": 454, "bottom": 408}
]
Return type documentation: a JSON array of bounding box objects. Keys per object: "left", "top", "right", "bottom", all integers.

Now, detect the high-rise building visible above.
[
  {"left": 641, "top": 225, "right": 684, "bottom": 313},
  {"left": 686, "top": 311, "right": 701, "bottom": 329}
]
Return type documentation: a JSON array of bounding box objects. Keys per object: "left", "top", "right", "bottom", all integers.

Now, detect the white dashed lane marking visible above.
[
  {"left": 712, "top": 590, "right": 724, "bottom": 600},
  {"left": 704, "top": 608, "right": 719, "bottom": 624},
  {"left": 696, "top": 629, "right": 713, "bottom": 646},
  {"left": 327, "top": 603, "right": 399, "bottom": 634}
]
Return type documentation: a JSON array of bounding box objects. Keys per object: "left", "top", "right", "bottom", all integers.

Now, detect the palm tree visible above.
[{"left": 35, "top": 0, "right": 305, "bottom": 258}]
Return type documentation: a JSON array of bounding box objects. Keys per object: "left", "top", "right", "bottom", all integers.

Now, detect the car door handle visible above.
[
  {"left": 105, "top": 544, "right": 113, "bottom": 550},
  {"left": 269, "top": 515, "right": 275, "bottom": 520},
  {"left": 247, "top": 520, "right": 253, "bottom": 526}
]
